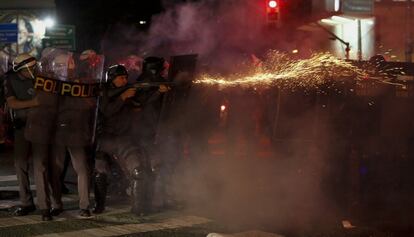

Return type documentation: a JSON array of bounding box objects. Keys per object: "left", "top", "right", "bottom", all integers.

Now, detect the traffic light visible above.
[
  {"left": 266, "top": 0, "right": 280, "bottom": 24},
  {"left": 265, "top": 0, "right": 312, "bottom": 27}
]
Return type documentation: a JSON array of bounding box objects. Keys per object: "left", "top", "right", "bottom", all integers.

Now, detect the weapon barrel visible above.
[
  {"left": 106, "top": 85, "right": 133, "bottom": 98},
  {"left": 106, "top": 82, "right": 176, "bottom": 98},
  {"left": 131, "top": 81, "right": 176, "bottom": 89}
]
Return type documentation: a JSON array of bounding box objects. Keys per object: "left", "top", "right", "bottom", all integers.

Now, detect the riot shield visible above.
[
  {"left": 36, "top": 47, "right": 105, "bottom": 145},
  {"left": 118, "top": 54, "right": 143, "bottom": 83},
  {"left": 37, "top": 48, "right": 104, "bottom": 84}
]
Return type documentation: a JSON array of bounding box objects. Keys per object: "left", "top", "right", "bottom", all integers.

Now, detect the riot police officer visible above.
[
  {"left": 3, "top": 53, "right": 39, "bottom": 216},
  {"left": 49, "top": 53, "right": 94, "bottom": 218},
  {"left": 24, "top": 50, "right": 60, "bottom": 221},
  {"left": 93, "top": 64, "right": 154, "bottom": 216},
  {"left": 134, "top": 57, "right": 171, "bottom": 210}
]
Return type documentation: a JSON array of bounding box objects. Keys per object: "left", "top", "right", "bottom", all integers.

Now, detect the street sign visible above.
[
  {"left": 42, "top": 38, "right": 76, "bottom": 51},
  {"left": 0, "top": 23, "right": 18, "bottom": 43},
  {"left": 43, "top": 24, "right": 76, "bottom": 50},
  {"left": 45, "top": 24, "right": 75, "bottom": 38},
  {"left": 342, "top": 0, "right": 374, "bottom": 14}
]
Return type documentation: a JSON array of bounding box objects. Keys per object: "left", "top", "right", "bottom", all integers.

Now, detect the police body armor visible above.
[{"left": 8, "top": 72, "right": 36, "bottom": 129}]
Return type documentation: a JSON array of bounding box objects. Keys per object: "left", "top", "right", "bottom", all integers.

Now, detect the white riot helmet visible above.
[
  {"left": 12, "top": 53, "right": 36, "bottom": 72},
  {"left": 12, "top": 53, "right": 37, "bottom": 79}
]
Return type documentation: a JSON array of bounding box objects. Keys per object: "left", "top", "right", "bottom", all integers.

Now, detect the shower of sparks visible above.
[
  {"left": 359, "top": 59, "right": 406, "bottom": 88},
  {"left": 194, "top": 51, "right": 403, "bottom": 90}
]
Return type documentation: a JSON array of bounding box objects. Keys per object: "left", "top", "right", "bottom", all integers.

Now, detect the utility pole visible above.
[{"left": 357, "top": 19, "right": 362, "bottom": 61}]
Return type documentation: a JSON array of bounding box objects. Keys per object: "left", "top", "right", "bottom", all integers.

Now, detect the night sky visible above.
[{"left": 54, "top": 0, "right": 167, "bottom": 52}]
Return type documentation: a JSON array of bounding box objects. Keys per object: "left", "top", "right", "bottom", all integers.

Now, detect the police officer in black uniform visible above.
[
  {"left": 133, "top": 57, "right": 171, "bottom": 210},
  {"left": 93, "top": 65, "right": 155, "bottom": 216},
  {"left": 3, "top": 53, "right": 39, "bottom": 216}
]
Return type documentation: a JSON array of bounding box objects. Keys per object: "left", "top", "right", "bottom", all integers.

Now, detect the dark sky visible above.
[{"left": 54, "top": 0, "right": 168, "bottom": 52}]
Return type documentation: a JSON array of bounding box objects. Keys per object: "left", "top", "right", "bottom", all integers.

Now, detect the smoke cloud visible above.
[
  {"left": 102, "top": 0, "right": 300, "bottom": 71},
  {"left": 152, "top": 85, "right": 344, "bottom": 234},
  {"left": 100, "top": 0, "right": 346, "bottom": 233}
]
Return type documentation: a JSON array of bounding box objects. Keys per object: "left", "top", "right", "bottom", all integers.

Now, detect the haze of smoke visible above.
[
  {"left": 101, "top": 0, "right": 273, "bottom": 70},
  {"left": 155, "top": 86, "right": 342, "bottom": 232},
  {"left": 100, "top": 0, "right": 348, "bottom": 231},
  {"left": 101, "top": 0, "right": 337, "bottom": 74}
]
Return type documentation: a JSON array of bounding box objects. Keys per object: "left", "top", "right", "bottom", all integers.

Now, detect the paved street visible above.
[
  {"left": 1, "top": 146, "right": 414, "bottom": 237},
  {"left": 0, "top": 147, "right": 215, "bottom": 237}
]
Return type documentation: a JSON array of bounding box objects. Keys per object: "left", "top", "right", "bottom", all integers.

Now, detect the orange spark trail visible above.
[{"left": 194, "top": 51, "right": 367, "bottom": 89}]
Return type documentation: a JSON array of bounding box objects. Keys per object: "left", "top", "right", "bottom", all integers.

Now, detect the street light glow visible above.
[
  {"left": 268, "top": 0, "right": 277, "bottom": 8},
  {"left": 44, "top": 17, "right": 55, "bottom": 28},
  {"left": 334, "top": 0, "right": 341, "bottom": 12}
]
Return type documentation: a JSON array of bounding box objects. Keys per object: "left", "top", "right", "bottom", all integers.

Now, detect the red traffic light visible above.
[
  {"left": 266, "top": 0, "right": 280, "bottom": 24},
  {"left": 268, "top": 0, "right": 278, "bottom": 8}
]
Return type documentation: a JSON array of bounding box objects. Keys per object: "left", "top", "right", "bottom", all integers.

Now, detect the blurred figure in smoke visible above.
[
  {"left": 49, "top": 52, "right": 94, "bottom": 218},
  {"left": 93, "top": 64, "right": 154, "bottom": 216}
]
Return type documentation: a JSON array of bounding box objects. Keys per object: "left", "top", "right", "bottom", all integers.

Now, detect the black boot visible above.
[
  {"left": 41, "top": 209, "right": 52, "bottom": 221},
  {"left": 131, "top": 167, "right": 147, "bottom": 216},
  {"left": 92, "top": 173, "right": 107, "bottom": 214},
  {"left": 11, "top": 205, "right": 36, "bottom": 216}
]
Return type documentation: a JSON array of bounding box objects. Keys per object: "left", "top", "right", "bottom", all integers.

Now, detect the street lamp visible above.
[
  {"left": 43, "top": 17, "right": 55, "bottom": 28},
  {"left": 316, "top": 22, "right": 351, "bottom": 60}
]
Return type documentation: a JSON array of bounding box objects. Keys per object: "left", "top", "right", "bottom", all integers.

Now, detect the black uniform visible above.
[
  {"left": 133, "top": 78, "right": 164, "bottom": 146},
  {"left": 94, "top": 84, "right": 153, "bottom": 215},
  {"left": 3, "top": 72, "right": 35, "bottom": 209},
  {"left": 132, "top": 57, "right": 177, "bottom": 211}
]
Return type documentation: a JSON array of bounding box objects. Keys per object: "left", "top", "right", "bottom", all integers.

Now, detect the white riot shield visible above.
[{"left": 36, "top": 47, "right": 104, "bottom": 97}]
